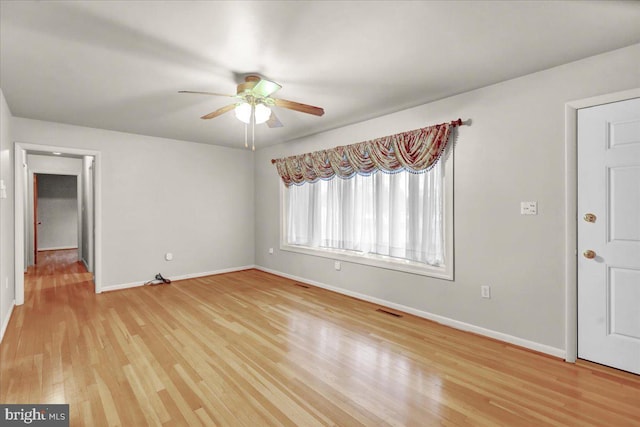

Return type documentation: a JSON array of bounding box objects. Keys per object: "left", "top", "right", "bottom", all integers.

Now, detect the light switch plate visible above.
[
  {"left": 481, "top": 285, "right": 491, "bottom": 299},
  {"left": 520, "top": 201, "right": 537, "bottom": 215}
]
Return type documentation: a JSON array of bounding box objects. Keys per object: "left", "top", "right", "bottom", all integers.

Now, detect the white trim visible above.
[
  {"left": 14, "top": 146, "right": 25, "bottom": 305},
  {"left": 0, "top": 300, "right": 15, "bottom": 344},
  {"left": 38, "top": 246, "right": 79, "bottom": 251},
  {"left": 77, "top": 172, "right": 83, "bottom": 265},
  {"left": 101, "top": 281, "right": 146, "bottom": 293},
  {"left": 101, "top": 265, "right": 256, "bottom": 293},
  {"left": 564, "top": 88, "right": 640, "bottom": 364},
  {"left": 26, "top": 167, "right": 80, "bottom": 175},
  {"left": 168, "top": 265, "right": 255, "bottom": 282},
  {"left": 14, "top": 142, "right": 102, "bottom": 301},
  {"left": 279, "top": 244, "right": 452, "bottom": 279},
  {"left": 256, "top": 265, "right": 565, "bottom": 359}
]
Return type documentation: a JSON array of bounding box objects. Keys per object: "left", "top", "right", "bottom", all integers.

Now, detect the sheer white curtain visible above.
[{"left": 286, "top": 161, "right": 444, "bottom": 266}]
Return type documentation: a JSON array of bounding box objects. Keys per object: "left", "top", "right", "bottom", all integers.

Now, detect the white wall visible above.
[
  {"left": 254, "top": 44, "right": 640, "bottom": 355},
  {"left": 0, "top": 88, "right": 15, "bottom": 342},
  {"left": 36, "top": 174, "right": 78, "bottom": 250},
  {"left": 12, "top": 120, "right": 255, "bottom": 289}
]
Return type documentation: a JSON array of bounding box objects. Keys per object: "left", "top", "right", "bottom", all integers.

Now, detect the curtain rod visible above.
[{"left": 270, "top": 118, "right": 467, "bottom": 164}]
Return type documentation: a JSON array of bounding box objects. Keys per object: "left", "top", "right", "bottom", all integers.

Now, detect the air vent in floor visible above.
[{"left": 376, "top": 308, "right": 402, "bottom": 317}]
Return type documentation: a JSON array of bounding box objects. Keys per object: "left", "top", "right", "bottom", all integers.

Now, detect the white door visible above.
[{"left": 578, "top": 97, "right": 640, "bottom": 374}]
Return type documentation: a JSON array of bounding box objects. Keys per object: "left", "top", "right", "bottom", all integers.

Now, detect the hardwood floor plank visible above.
[
  {"left": 93, "top": 367, "right": 123, "bottom": 427},
  {"left": 2, "top": 250, "right": 639, "bottom": 426}
]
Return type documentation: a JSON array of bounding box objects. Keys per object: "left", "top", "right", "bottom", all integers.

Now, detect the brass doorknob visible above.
[{"left": 583, "top": 250, "right": 596, "bottom": 259}]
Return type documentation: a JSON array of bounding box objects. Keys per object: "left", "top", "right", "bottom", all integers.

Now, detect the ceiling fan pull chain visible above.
[
  {"left": 252, "top": 118, "right": 256, "bottom": 151},
  {"left": 251, "top": 103, "right": 256, "bottom": 151}
]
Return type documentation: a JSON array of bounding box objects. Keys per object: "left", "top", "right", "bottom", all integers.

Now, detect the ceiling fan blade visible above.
[
  {"left": 273, "top": 98, "right": 325, "bottom": 116},
  {"left": 201, "top": 103, "right": 237, "bottom": 120},
  {"left": 252, "top": 79, "right": 282, "bottom": 97},
  {"left": 266, "top": 111, "right": 284, "bottom": 128},
  {"left": 179, "top": 90, "right": 235, "bottom": 97}
]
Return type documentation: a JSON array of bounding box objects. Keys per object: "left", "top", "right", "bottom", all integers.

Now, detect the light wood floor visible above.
[{"left": 1, "top": 250, "right": 639, "bottom": 426}]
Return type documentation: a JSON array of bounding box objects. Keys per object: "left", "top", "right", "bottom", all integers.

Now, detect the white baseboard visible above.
[
  {"left": 255, "top": 266, "right": 566, "bottom": 359},
  {"left": 38, "top": 246, "right": 78, "bottom": 251},
  {"left": 0, "top": 300, "right": 15, "bottom": 344},
  {"left": 101, "top": 265, "right": 256, "bottom": 293},
  {"left": 169, "top": 265, "right": 256, "bottom": 282},
  {"left": 101, "top": 280, "right": 146, "bottom": 293}
]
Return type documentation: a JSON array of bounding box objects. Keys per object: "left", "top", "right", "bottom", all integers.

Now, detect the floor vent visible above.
[
  {"left": 376, "top": 308, "right": 402, "bottom": 317},
  {"left": 294, "top": 283, "right": 310, "bottom": 289}
]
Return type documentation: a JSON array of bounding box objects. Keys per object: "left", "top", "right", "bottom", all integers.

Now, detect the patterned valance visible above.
[{"left": 272, "top": 119, "right": 462, "bottom": 186}]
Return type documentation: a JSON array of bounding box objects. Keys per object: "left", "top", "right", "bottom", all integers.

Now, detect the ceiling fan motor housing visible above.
[{"left": 237, "top": 75, "right": 261, "bottom": 95}]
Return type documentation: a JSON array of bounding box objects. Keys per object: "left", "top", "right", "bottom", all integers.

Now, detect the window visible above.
[{"left": 281, "top": 148, "right": 453, "bottom": 279}]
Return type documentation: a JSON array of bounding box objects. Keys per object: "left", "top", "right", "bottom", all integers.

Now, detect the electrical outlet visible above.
[
  {"left": 481, "top": 285, "right": 491, "bottom": 299},
  {"left": 334, "top": 261, "right": 341, "bottom": 271},
  {"left": 269, "top": 248, "right": 274, "bottom": 254},
  {"left": 165, "top": 253, "right": 173, "bottom": 261}
]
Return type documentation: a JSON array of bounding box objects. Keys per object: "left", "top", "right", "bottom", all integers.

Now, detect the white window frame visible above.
[{"left": 279, "top": 148, "right": 454, "bottom": 280}]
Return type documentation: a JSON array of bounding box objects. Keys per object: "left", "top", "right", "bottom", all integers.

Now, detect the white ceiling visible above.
[{"left": 1, "top": 1, "right": 639, "bottom": 149}]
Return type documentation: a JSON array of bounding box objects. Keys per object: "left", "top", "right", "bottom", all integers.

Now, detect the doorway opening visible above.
[
  {"left": 27, "top": 172, "right": 93, "bottom": 296},
  {"left": 14, "top": 143, "right": 102, "bottom": 305},
  {"left": 33, "top": 173, "right": 79, "bottom": 265}
]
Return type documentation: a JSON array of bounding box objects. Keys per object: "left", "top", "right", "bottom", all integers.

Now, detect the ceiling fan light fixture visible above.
[
  {"left": 254, "top": 103, "right": 272, "bottom": 124},
  {"left": 235, "top": 102, "right": 271, "bottom": 124},
  {"left": 234, "top": 103, "right": 251, "bottom": 123}
]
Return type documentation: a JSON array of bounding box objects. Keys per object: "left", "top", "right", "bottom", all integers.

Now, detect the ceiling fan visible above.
[{"left": 180, "top": 75, "right": 325, "bottom": 150}]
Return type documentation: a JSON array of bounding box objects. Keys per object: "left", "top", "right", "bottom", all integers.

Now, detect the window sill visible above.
[{"left": 280, "top": 243, "right": 453, "bottom": 280}]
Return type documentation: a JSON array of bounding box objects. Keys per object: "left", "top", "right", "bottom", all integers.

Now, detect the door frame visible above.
[
  {"left": 14, "top": 142, "right": 102, "bottom": 305},
  {"left": 33, "top": 173, "right": 38, "bottom": 265},
  {"left": 564, "top": 88, "right": 640, "bottom": 363}
]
